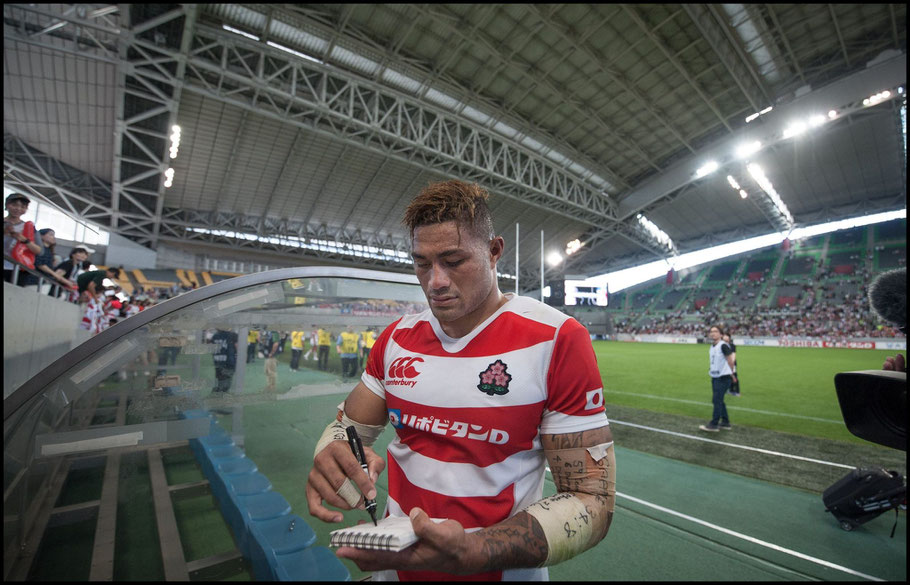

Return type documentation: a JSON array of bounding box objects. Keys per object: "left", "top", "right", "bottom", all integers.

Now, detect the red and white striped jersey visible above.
[{"left": 361, "top": 293, "right": 608, "bottom": 581}]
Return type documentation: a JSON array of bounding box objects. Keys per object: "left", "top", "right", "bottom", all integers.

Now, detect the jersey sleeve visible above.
[
  {"left": 541, "top": 318, "right": 608, "bottom": 434},
  {"left": 360, "top": 318, "right": 401, "bottom": 399},
  {"left": 721, "top": 343, "right": 732, "bottom": 356}
]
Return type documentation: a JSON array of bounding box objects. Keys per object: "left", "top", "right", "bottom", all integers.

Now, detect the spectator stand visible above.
[
  {"left": 594, "top": 228, "right": 904, "bottom": 340},
  {"left": 875, "top": 245, "right": 906, "bottom": 271},
  {"left": 605, "top": 290, "right": 627, "bottom": 311},
  {"left": 705, "top": 260, "right": 739, "bottom": 284},
  {"left": 829, "top": 225, "right": 867, "bottom": 248},
  {"left": 630, "top": 288, "right": 659, "bottom": 313},
  {"left": 794, "top": 233, "right": 828, "bottom": 250},
  {"left": 656, "top": 288, "right": 691, "bottom": 312},
  {"left": 780, "top": 253, "right": 819, "bottom": 281},
  {"left": 874, "top": 218, "right": 906, "bottom": 243},
  {"left": 691, "top": 287, "right": 723, "bottom": 312},
  {"left": 207, "top": 270, "right": 244, "bottom": 285}
]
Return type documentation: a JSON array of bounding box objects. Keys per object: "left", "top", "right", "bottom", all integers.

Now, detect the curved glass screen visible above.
[{"left": 3, "top": 267, "right": 425, "bottom": 581}]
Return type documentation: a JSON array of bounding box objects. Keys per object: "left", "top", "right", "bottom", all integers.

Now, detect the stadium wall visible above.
[
  {"left": 611, "top": 333, "right": 905, "bottom": 350},
  {"left": 3, "top": 283, "right": 91, "bottom": 398},
  {"left": 106, "top": 232, "right": 157, "bottom": 269}
]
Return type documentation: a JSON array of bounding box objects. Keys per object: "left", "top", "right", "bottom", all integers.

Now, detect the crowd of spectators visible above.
[{"left": 612, "top": 264, "right": 904, "bottom": 340}]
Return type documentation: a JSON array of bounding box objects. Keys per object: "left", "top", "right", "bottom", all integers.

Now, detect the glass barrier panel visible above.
[{"left": 3, "top": 268, "right": 425, "bottom": 581}]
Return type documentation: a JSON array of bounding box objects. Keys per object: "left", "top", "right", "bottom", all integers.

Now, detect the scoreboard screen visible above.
[{"left": 564, "top": 280, "right": 609, "bottom": 306}]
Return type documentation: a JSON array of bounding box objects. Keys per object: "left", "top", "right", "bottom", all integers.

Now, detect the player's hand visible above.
[
  {"left": 306, "top": 440, "right": 385, "bottom": 523},
  {"left": 335, "top": 507, "right": 481, "bottom": 575}
]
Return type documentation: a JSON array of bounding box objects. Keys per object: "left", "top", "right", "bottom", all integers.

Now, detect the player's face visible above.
[
  {"left": 708, "top": 327, "right": 721, "bottom": 341},
  {"left": 411, "top": 220, "right": 504, "bottom": 337}
]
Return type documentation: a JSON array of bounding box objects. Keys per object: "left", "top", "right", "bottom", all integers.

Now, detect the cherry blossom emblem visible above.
[{"left": 477, "top": 359, "right": 512, "bottom": 396}]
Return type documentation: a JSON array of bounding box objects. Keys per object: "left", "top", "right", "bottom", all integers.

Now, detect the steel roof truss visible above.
[{"left": 178, "top": 24, "right": 618, "bottom": 229}]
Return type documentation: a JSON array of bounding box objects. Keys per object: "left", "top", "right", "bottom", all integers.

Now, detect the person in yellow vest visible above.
[
  {"left": 317, "top": 326, "right": 332, "bottom": 371},
  {"left": 290, "top": 329, "right": 306, "bottom": 371},
  {"left": 336, "top": 324, "right": 361, "bottom": 380},
  {"left": 360, "top": 327, "right": 377, "bottom": 371},
  {"left": 246, "top": 328, "right": 259, "bottom": 363}
]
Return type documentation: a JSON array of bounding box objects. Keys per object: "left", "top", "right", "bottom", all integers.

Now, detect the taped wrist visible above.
[
  {"left": 313, "top": 414, "right": 387, "bottom": 508},
  {"left": 525, "top": 442, "right": 616, "bottom": 566}
]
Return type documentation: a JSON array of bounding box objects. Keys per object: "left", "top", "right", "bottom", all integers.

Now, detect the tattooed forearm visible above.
[
  {"left": 464, "top": 426, "right": 615, "bottom": 571},
  {"left": 474, "top": 512, "right": 548, "bottom": 571},
  {"left": 545, "top": 426, "right": 610, "bottom": 449}
]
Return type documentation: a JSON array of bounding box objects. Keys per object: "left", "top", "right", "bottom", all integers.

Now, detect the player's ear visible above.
[{"left": 489, "top": 236, "right": 504, "bottom": 266}]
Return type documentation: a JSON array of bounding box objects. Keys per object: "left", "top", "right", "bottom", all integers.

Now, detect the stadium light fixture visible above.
[
  {"left": 163, "top": 167, "right": 175, "bottom": 188},
  {"left": 864, "top": 89, "right": 893, "bottom": 106},
  {"left": 734, "top": 141, "right": 762, "bottom": 159},
  {"left": 782, "top": 121, "right": 807, "bottom": 139},
  {"left": 695, "top": 161, "right": 719, "bottom": 178},
  {"left": 223, "top": 24, "right": 259, "bottom": 41},
  {"left": 739, "top": 189, "right": 748, "bottom": 199},
  {"left": 744, "top": 106, "right": 773, "bottom": 124},
  {"left": 637, "top": 214, "right": 676, "bottom": 252},
  {"left": 565, "top": 238, "right": 583, "bottom": 255},
  {"left": 727, "top": 175, "right": 741, "bottom": 190},
  {"left": 169, "top": 125, "right": 181, "bottom": 159},
  {"left": 267, "top": 40, "right": 323, "bottom": 64},
  {"left": 747, "top": 163, "right": 793, "bottom": 224},
  {"left": 808, "top": 114, "right": 826, "bottom": 128},
  {"left": 828, "top": 109, "right": 838, "bottom": 119}
]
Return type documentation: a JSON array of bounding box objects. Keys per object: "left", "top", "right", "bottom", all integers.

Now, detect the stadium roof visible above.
[{"left": 3, "top": 4, "right": 906, "bottom": 288}]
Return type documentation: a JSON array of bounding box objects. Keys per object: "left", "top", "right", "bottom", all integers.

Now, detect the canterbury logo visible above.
[{"left": 387, "top": 357, "right": 424, "bottom": 380}]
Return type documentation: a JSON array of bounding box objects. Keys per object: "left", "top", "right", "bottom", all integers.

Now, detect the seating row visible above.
[{"left": 181, "top": 409, "right": 350, "bottom": 581}]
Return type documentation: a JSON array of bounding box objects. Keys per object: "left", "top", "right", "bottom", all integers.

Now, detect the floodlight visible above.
[
  {"left": 734, "top": 141, "right": 762, "bottom": 159},
  {"left": 739, "top": 189, "right": 748, "bottom": 199},
  {"left": 547, "top": 252, "right": 563, "bottom": 267},
  {"left": 809, "top": 115, "right": 826, "bottom": 127},
  {"left": 695, "top": 161, "right": 719, "bottom": 178},
  {"left": 727, "top": 175, "right": 741, "bottom": 190},
  {"left": 828, "top": 110, "right": 838, "bottom": 119},
  {"left": 783, "top": 121, "right": 807, "bottom": 139}
]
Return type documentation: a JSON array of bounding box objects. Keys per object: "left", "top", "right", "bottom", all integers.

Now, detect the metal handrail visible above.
[{"left": 3, "top": 253, "right": 69, "bottom": 298}]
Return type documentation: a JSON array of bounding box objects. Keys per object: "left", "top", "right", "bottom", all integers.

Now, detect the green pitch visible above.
[{"left": 593, "top": 340, "right": 897, "bottom": 444}]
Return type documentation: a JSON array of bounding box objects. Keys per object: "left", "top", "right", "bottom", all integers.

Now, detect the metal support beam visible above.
[
  {"left": 111, "top": 5, "right": 196, "bottom": 248},
  {"left": 615, "top": 53, "right": 907, "bottom": 222},
  {"left": 177, "top": 23, "right": 617, "bottom": 227},
  {"left": 683, "top": 4, "right": 769, "bottom": 113}
]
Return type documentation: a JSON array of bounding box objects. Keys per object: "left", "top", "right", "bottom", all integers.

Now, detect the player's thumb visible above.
[{"left": 408, "top": 507, "right": 433, "bottom": 535}]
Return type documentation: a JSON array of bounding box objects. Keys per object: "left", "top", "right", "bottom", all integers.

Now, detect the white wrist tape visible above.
[
  {"left": 525, "top": 441, "right": 616, "bottom": 566},
  {"left": 313, "top": 415, "right": 387, "bottom": 508},
  {"left": 524, "top": 493, "right": 594, "bottom": 566},
  {"left": 340, "top": 412, "right": 386, "bottom": 447}
]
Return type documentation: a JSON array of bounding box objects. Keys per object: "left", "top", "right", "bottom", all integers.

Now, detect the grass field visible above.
[{"left": 592, "top": 341, "right": 897, "bottom": 444}]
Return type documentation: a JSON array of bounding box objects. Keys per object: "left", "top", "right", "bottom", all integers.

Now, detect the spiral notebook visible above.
[{"left": 329, "top": 515, "right": 444, "bottom": 552}]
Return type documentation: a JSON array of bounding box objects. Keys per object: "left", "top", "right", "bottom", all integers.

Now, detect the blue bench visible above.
[
  {"left": 272, "top": 546, "right": 352, "bottom": 581},
  {"left": 181, "top": 408, "right": 350, "bottom": 581}
]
